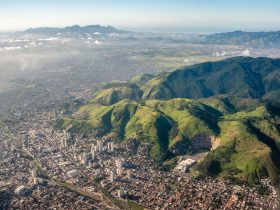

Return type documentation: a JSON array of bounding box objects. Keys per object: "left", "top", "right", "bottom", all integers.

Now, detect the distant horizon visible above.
[
  {"left": 122, "top": 26, "right": 280, "bottom": 35},
  {"left": 1, "top": 23, "right": 280, "bottom": 35}
]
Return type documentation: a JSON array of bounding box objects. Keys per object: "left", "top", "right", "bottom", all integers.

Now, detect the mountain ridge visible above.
[
  {"left": 203, "top": 30, "right": 280, "bottom": 48},
  {"left": 12, "top": 26, "right": 280, "bottom": 49},
  {"left": 16, "top": 24, "right": 128, "bottom": 35},
  {"left": 142, "top": 56, "right": 280, "bottom": 101},
  {"left": 90, "top": 57, "right": 280, "bottom": 105}
]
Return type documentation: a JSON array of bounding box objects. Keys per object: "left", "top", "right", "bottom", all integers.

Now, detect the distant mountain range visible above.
[
  {"left": 14, "top": 25, "right": 280, "bottom": 48},
  {"left": 58, "top": 56, "right": 280, "bottom": 184},
  {"left": 203, "top": 30, "right": 280, "bottom": 48},
  {"left": 17, "top": 24, "right": 127, "bottom": 35}
]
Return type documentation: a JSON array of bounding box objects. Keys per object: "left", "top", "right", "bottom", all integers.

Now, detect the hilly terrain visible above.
[
  {"left": 142, "top": 56, "right": 280, "bottom": 101},
  {"left": 91, "top": 57, "right": 280, "bottom": 104},
  {"left": 17, "top": 24, "right": 127, "bottom": 35},
  {"left": 203, "top": 30, "right": 280, "bottom": 48},
  {"left": 57, "top": 57, "right": 280, "bottom": 184}
]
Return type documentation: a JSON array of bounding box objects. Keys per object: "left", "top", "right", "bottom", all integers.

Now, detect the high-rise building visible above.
[
  {"left": 97, "top": 140, "right": 103, "bottom": 150},
  {"left": 118, "top": 190, "right": 123, "bottom": 198},
  {"left": 127, "top": 170, "right": 131, "bottom": 179},
  {"left": 82, "top": 153, "right": 88, "bottom": 165},
  {"left": 117, "top": 168, "right": 121, "bottom": 176},
  {"left": 91, "top": 144, "right": 95, "bottom": 152},
  {"left": 116, "top": 158, "right": 124, "bottom": 168},
  {"left": 66, "top": 132, "right": 71, "bottom": 141},
  {"left": 61, "top": 131, "right": 71, "bottom": 148},
  {"left": 107, "top": 142, "right": 115, "bottom": 152},
  {"left": 72, "top": 146, "right": 76, "bottom": 159},
  {"left": 31, "top": 170, "right": 37, "bottom": 178},
  {"left": 60, "top": 138, "right": 67, "bottom": 148},
  {"left": 91, "top": 150, "right": 96, "bottom": 161},
  {"left": 110, "top": 171, "right": 115, "bottom": 183},
  {"left": 94, "top": 145, "right": 98, "bottom": 152}
]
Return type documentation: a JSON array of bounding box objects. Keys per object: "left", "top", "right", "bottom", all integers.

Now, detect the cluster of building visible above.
[
  {"left": 0, "top": 111, "right": 118, "bottom": 210},
  {"left": 6, "top": 184, "right": 103, "bottom": 209}
]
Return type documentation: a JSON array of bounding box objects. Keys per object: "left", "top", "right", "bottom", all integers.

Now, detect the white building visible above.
[
  {"left": 174, "top": 158, "right": 197, "bottom": 173},
  {"left": 107, "top": 142, "right": 114, "bottom": 152},
  {"left": 110, "top": 171, "right": 115, "bottom": 183},
  {"left": 127, "top": 170, "right": 131, "bottom": 179},
  {"left": 116, "top": 168, "right": 121, "bottom": 176},
  {"left": 91, "top": 150, "right": 96, "bottom": 161},
  {"left": 60, "top": 138, "right": 67, "bottom": 148},
  {"left": 81, "top": 153, "right": 88, "bottom": 165},
  {"left": 116, "top": 158, "right": 124, "bottom": 168},
  {"left": 97, "top": 140, "right": 103, "bottom": 151},
  {"left": 91, "top": 144, "right": 95, "bottom": 152},
  {"left": 118, "top": 190, "right": 123, "bottom": 198}
]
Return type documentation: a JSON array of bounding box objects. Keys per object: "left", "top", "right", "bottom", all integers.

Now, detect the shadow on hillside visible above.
[{"left": 247, "top": 122, "right": 280, "bottom": 184}]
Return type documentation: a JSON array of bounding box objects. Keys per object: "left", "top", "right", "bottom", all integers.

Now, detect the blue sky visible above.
[{"left": 0, "top": 0, "right": 279, "bottom": 33}]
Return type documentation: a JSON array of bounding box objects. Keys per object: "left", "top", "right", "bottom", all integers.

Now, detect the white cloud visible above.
[
  {"left": 241, "top": 49, "right": 250, "bottom": 56},
  {"left": 213, "top": 51, "right": 227, "bottom": 57},
  {"left": 94, "top": 40, "right": 103, "bottom": 45},
  {"left": 183, "top": 57, "right": 194, "bottom": 64},
  {"left": 38, "top": 37, "right": 59, "bottom": 41},
  {"left": 221, "top": 51, "right": 227, "bottom": 56},
  {"left": 184, "top": 58, "right": 190, "bottom": 63},
  {"left": 4, "top": 46, "right": 21, "bottom": 50}
]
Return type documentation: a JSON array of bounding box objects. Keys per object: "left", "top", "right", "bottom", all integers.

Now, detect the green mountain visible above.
[
  {"left": 58, "top": 98, "right": 222, "bottom": 161},
  {"left": 57, "top": 57, "right": 280, "bottom": 184},
  {"left": 88, "top": 57, "right": 280, "bottom": 104},
  {"left": 91, "top": 83, "right": 143, "bottom": 105},
  {"left": 142, "top": 57, "right": 280, "bottom": 101},
  {"left": 129, "top": 73, "right": 155, "bottom": 84}
]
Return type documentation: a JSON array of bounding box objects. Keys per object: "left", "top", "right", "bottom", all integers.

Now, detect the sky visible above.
[{"left": 0, "top": 0, "right": 280, "bottom": 33}]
